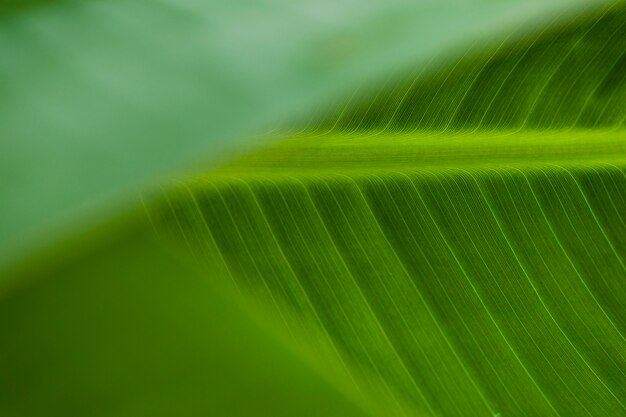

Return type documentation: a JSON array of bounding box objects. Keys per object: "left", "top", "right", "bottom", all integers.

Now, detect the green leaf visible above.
[
  {"left": 1, "top": 1, "right": 625, "bottom": 417},
  {"left": 149, "top": 4, "right": 626, "bottom": 417}
]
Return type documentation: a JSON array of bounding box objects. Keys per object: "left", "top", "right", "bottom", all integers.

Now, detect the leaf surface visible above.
[
  {"left": 152, "top": 4, "right": 626, "bottom": 416},
  {"left": 1, "top": 2, "right": 625, "bottom": 417}
]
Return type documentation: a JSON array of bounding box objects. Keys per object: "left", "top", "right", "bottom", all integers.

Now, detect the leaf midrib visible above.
[{"left": 208, "top": 129, "right": 626, "bottom": 176}]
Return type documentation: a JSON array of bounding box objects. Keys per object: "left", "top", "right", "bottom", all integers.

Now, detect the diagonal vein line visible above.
[
  {"left": 549, "top": 164, "right": 626, "bottom": 274},
  {"left": 460, "top": 167, "right": 626, "bottom": 406},
  {"left": 339, "top": 173, "right": 507, "bottom": 415},
  {"left": 487, "top": 168, "right": 626, "bottom": 362},
  {"left": 287, "top": 175, "right": 438, "bottom": 417},
  {"left": 388, "top": 170, "right": 561, "bottom": 416},
  {"left": 268, "top": 176, "right": 413, "bottom": 417},
  {"left": 322, "top": 177, "right": 477, "bottom": 416},
  {"left": 234, "top": 176, "right": 367, "bottom": 398},
  {"left": 211, "top": 182, "right": 297, "bottom": 337},
  {"left": 509, "top": 165, "right": 626, "bottom": 340},
  {"left": 422, "top": 168, "right": 595, "bottom": 415}
]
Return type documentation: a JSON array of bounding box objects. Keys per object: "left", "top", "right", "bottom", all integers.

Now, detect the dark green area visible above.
[{"left": 0, "top": 221, "right": 371, "bottom": 417}]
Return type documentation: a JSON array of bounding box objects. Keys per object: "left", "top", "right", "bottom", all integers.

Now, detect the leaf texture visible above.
[
  {"left": 1, "top": 2, "right": 625, "bottom": 417},
  {"left": 152, "top": 4, "right": 626, "bottom": 417}
]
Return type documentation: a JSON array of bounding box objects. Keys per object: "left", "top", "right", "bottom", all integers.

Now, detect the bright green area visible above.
[{"left": 221, "top": 130, "right": 626, "bottom": 174}]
